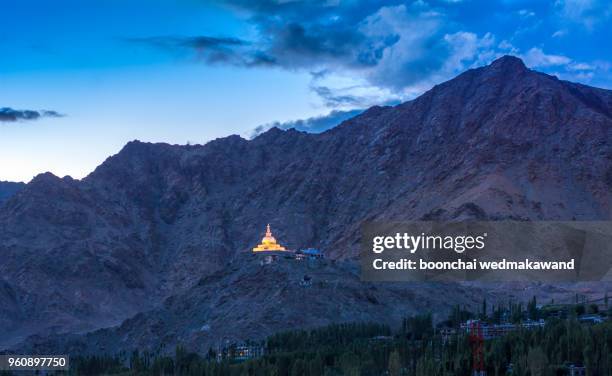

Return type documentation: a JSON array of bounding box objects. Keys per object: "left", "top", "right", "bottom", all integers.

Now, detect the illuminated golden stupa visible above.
[{"left": 252, "top": 224, "right": 287, "bottom": 252}]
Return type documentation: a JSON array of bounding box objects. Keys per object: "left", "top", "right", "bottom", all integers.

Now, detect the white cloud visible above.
[
  {"left": 551, "top": 29, "right": 567, "bottom": 38},
  {"left": 518, "top": 9, "right": 535, "bottom": 18},
  {"left": 497, "top": 40, "right": 517, "bottom": 53},
  {"left": 567, "top": 62, "right": 594, "bottom": 71},
  {"left": 514, "top": 47, "right": 609, "bottom": 87},
  {"left": 336, "top": 5, "right": 501, "bottom": 103},
  {"left": 443, "top": 31, "right": 496, "bottom": 71},
  {"left": 555, "top": 0, "right": 612, "bottom": 29},
  {"left": 521, "top": 47, "right": 571, "bottom": 67}
]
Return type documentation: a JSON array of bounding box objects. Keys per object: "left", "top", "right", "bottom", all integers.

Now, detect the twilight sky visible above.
[{"left": 1, "top": 0, "right": 611, "bottom": 182}]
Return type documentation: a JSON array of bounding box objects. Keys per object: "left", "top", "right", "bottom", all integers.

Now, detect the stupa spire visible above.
[{"left": 252, "top": 224, "right": 287, "bottom": 252}]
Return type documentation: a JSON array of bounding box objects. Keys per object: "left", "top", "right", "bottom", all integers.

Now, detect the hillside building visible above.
[
  {"left": 252, "top": 224, "right": 287, "bottom": 252},
  {"left": 295, "top": 248, "right": 324, "bottom": 260}
]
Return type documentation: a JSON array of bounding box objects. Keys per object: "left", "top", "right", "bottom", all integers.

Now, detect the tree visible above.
[
  {"left": 290, "top": 358, "right": 306, "bottom": 376},
  {"left": 528, "top": 296, "right": 538, "bottom": 320},
  {"left": 339, "top": 351, "right": 360, "bottom": 376},
  {"left": 309, "top": 353, "right": 324, "bottom": 376},
  {"left": 527, "top": 347, "right": 548, "bottom": 376},
  {"left": 388, "top": 350, "right": 402, "bottom": 376},
  {"left": 482, "top": 298, "right": 488, "bottom": 320},
  {"left": 488, "top": 340, "right": 506, "bottom": 376},
  {"left": 403, "top": 313, "right": 433, "bottom": 340}
]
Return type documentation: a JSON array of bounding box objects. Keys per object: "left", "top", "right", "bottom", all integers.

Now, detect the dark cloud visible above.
[
  {"left": 311, "top": 86, "right": 365, "bottom": 108},
  {"left": 124, "top": 35, "right": 276, "bottom": 66},
  {"left": 250, "top": 108, "right": 365, "bottom": 137},
  {"left": 129, "top": 1, "right": 413, "bottom": 75},
  {"left": 131, "top": 1, "right": 519, "bottom": 105},
  {"left": 0, "top": 107, "right": 64, "bottom": 122},
  {"left": 219, "top": 1, "right": 405, "bottom": 71}
]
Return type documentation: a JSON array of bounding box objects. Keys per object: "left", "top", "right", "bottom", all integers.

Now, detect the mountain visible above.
[
  {"left": 16, "top": 256, "right": 504, "bottom": 355},
  {"left": 0, "top": 181, "right": 25, "bottom": 206},
  {"left": 1, "top": 56, "right": 611, "bottom": 352}
]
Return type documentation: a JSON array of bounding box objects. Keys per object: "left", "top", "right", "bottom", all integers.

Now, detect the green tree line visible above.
[{"left": 5, "top": 300, "right": 610, "bottom": 375}]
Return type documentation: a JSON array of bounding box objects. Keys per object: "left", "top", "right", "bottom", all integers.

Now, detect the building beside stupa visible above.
[{"left": 252, "top": 224, "right": 287, "bottom": 252}]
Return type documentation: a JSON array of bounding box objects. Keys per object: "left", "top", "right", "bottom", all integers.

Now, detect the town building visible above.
[
  {"left": 578, "top": 314, "right": 605, "bottom": 324},
  {"left": 216, "top": 343, "right": 264, "bottom": 362},
  {"left": 460, "top": 319, "right": 544, "bottom": 340}
]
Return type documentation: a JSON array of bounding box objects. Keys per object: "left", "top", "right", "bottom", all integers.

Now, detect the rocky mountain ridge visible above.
[
  {"left": 1, "top": 55, "right": 611, "bottom": 351},
  {"left": 0, "top": 181, "right": 25, "bottom": 206}
]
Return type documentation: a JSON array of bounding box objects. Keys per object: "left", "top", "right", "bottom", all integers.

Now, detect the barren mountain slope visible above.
[{"left": 1, "top": 56, "right": 611, "bottom": 350}]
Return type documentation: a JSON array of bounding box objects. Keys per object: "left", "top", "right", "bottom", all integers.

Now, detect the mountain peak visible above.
[
  {"left": 30, "top": 171, "right": 61, "bottom": 184},
  {"left": 487, "top": 55, "right": 527, "bottom": 72}
]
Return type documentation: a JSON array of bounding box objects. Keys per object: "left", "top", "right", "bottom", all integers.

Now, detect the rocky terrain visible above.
[
  {"left": 15, "top": 254, "right": 598, "bottom": 355},
  {"left": 1, "top": 56, "right": 611, "bottom": 353},
  {"left": 0, "top": 181, "right": 24, "bottom": 205},
  {"left": 16, "top": 255, "right": 496, "bottom": 354}
]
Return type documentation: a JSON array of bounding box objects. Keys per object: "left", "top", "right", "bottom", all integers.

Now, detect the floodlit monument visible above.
[{"left": 252, "top": 224, "right": 287, "bottom": 252}]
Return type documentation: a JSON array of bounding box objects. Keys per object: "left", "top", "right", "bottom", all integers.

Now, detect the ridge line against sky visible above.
[{"left": 1, "top": 0, "right": 611, "bottom": 182}]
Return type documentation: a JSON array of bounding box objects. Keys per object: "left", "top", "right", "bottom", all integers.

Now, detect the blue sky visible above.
[{"left": 1, "top": 0, "right": 611, "bottom": 182}]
